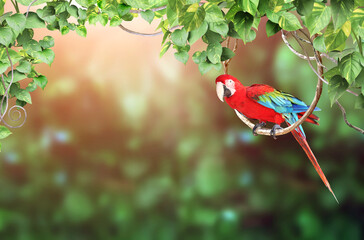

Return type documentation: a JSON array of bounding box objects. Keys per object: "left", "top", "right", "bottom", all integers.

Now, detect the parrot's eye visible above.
[{"left": 225, "top": 79, "right": 235, "bottom": 88}]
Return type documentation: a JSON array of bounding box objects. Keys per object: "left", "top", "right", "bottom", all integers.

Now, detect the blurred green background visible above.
[{"left": 1, "top": 12, "right": 364, "bottom": 240}]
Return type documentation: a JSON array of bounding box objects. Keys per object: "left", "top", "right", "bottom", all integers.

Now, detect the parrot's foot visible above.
[
  {"left": 270, "top": 124, "right": 283, "bottom": 140},
  {"left": 252, "top": 122, "right": 266, "bottom": 136}
]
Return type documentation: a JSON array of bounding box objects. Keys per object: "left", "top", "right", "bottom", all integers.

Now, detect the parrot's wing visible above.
[{"left": 246, "top": 84, "right": 314, "bottom": 114}]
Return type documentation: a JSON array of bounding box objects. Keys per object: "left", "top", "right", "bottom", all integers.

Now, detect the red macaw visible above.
[{"left": 216, "top": 74, "right": 338, "bottom": 203}]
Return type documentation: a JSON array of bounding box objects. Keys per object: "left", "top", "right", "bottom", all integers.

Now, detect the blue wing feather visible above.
[{"left": 254, "top": 89, "right": 320, "bottom": 138}]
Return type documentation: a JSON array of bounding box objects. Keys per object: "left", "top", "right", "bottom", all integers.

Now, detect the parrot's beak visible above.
[{"left": 216, "top": 82, "right": 232, "bottom": 102}]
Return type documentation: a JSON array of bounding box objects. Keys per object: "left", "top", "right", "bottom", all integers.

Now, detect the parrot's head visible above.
[{"left": 215, "top": 74, "right": 239, "bottom": 102}]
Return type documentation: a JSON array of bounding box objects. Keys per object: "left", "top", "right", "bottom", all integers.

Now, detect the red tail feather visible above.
[
  {"left": 297, "top": 113, "right": 319, "bottom": 125},
  {"left": 291, "top": 130, "right": 338, "bottom": 203}
]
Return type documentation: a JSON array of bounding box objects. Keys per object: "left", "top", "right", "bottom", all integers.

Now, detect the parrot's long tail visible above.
[{"left": 291, "top": 129, "right": 339, "bottom": 203}]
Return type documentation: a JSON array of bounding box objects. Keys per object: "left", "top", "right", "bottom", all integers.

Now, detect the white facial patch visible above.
[{"left": 225, "top": 79, "right": 236, "bottom": 96}]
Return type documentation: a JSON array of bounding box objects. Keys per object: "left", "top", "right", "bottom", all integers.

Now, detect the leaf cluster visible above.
[{"left": 0, "top": 0, "right": 363, "bottom": 145}]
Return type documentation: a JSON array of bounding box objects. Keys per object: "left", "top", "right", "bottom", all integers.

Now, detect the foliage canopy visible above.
[{"left": 0, "top": 0, "right": 363, "bottom": 148}]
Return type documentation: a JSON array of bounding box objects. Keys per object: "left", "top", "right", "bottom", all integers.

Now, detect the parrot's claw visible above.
[
  {"left": 252, "top": 122, "right": 266, "bottom": 136},
  {"left": 270, "top": 124, "right": 283, "bottom": 140}
]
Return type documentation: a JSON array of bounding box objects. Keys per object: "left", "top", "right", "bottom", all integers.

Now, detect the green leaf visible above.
[
  {"left": 67, "top": 5, "right": 79, "bottom": 18},
  {"left": 203, "top": 2, "right": 224, "bottom": 23},
  {"left": 39, "top": 36, "right": 54, "bottom": 49},
  {"left": 174, "top": 51, "right": 189, "bottom": 64},
  {"left": 323, "top": 66, "right": 340, "bottom": 80},
  {"left": 0, "top": 62, "right": 8, "bottom": 74},
  {"left": 99, "top": 13, "right": 109, "bottom": 26},
  {"left": 14, "top": 89, "right": 32, "bottom": 104},
  {"left": 76, "top": 25, "right": 87, "bottom": 37},
  {"left": 0, "top": 49, "right": 22, "bottom": 65},
  {"left": 207, "top": 41, "right": 222, "bottom": 64},
  {"left": 278, "top": 12, "right": 301, "bottom": 31},
  {"left": 331, "top": 0, "right": 354, "bottom": 30},
  {"left": 178, "top": 3, "right": 206, "bottom": 31},
  {"left": 188, "top": 21, "right": 208, "bottom": 44},
  {"left": 26, "top": 81, "right": 37, "bottom": 92},
  {"left": 324, "top": 21, "right": 351, "bottom": 52},
  {"left": 305, "top": 3, "right": 331, "bottom": 36},
  {"left": 17, "top": 0, "right": 50, "bottom": 6},
  {"left": 266, "top": 20, "right": 281, "bottom": 37},
  {"left": 0, "top": 0, "right": 4, "bottom": 16},
  {"left": 294, "top": 0, "right": 314, "bottom": 16},
  {"left": 160, "top": 42, "right": 172, "bottom": 57},
  {"left": 198, "top": 61, "right": 214, "bottom": 74},
  {"left": 61, "top": 26, "right": 70, "bottom": 35},
  {"left": 266, "top": 10, "right": 283, "bottom": 23},
  {"left": 78, "top": 9, "right": 87, "bottom": 20},
  {"left": 88, "top": 12, "right": 98, "bottom": 25},
  {"left": 0, "top": 27, "right": 15, "bottom": 47},
  {"left": 6, "top": 14, "right": 26, "bottom": 35},
  {"left": 339, "top": 52, "right": 363, "bottom": 85},
  {"left": 226, "top": 4, "right": 241, "bottom": 20},
  {"left": 0, "top": 126, "right": 11, "bottom": 139},
  {"left": 141, "top": 10, "right": 155, "bottom": 24},
  {"left": 75, "top": 0, "right": 97, "bottom": 8},
  {"left": 209, "top": 22, "right": 229, "bottom": 37},
  {"left": 328, "top": 75, "right": 349, "bottom": 106},
  {"left": 233, "top": 11, "right": 254, "bottom": 43},
  {"left": 16, "top": 60, "right": 31, "bottom": 74},
  {"left": 16, "top": 29, "right": 34, "bottom": 45},
  {"left": 192, "top": 51, "right": 207, "bottom": 64},
  {"left": 269, "top": 0, "right": 285, "bottom": 13},
  {"left": 25, "top": 12, "right": 45, "bottom": 28},
  {"left": 171, "top": 28, "right": 188, "bottom": 46},
  {"left": 238, "top": 0, "right": 259, "bottom": 16},
  {"left": 4, "top": 70, "right": 27, "bottom": 83},
  {"left": 313, "top": 35, "right": 326, "bottom": 52},
  {"left": 23, "top": 39, "right": 42, "bottom": 52},
  {"left": 167, "top": 5, "right": 178, "bottom": 27},
  {"left": 355, "top": 94, "right": 364, "bottom": 109},
  {"left": 110, "top": 16, "right": 122, "bottom": 27},
  {"left": 221, "top": 47, "right": 235, "bottom": 61},
  {"left": 124, "top": 0, "right": 167, "bottom": 9},
  {"left": 33, "top": 75, "right": 48, "bottom": 89},
  {"left": 33, "top": 49, "right": 55, "bottom": 65}
]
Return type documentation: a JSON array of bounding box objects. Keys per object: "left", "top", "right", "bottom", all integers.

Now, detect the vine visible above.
[{"left": 0, "top": 0, "right": 363, "bottom": 150}]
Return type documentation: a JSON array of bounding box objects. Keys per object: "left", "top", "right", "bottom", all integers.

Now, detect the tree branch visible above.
[
  {"left": 223, "top": 37, "right": 238, "bottom": 74},
  {"left": 335, "top": 100, "right": 364, "bottom": 134},
  {"left": 128, "top": 2, "right": 205, "bottom": 13},
  {"left": 0, "top": 48, "right": 27, "bottom": 128},
  {"left": 281, "top": 31, "right": 358, "bottom": 97},
  {"left": 26, "top": 0, "right": 39, "bottom": 17}
]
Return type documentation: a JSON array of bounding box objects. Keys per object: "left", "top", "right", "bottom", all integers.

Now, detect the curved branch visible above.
[
  {"left": 129, "top": 6, "right": 167, "bottom": 13},
  {"left": 25, "top": 0, "right": 38, "bottom": 17},
  {"left": 235, "top": 33, "right": 323, "bottom": 137},
  {"left": 335, "top": 100, "right": 364, "bottom": 134},
  {"left": 223, "top": 38, "right": 238, "bottom": 74},
  {"left": 0, "top": 48, "right": 27, "bottom": 128},
  {"left": 282, "top": 31, "right": 358, "bottom": 97},
  {"left": 281, "top": 31, "right": 316, "bottom": 61},
  {"left": 128, "top": 2, "right": 205, "bottom": 13},
  {"left": 118, "top": 24, "right": 164, "bottom": 36},
  {"left": 118, "top": 24, "right": 180, "bottom": 37}
]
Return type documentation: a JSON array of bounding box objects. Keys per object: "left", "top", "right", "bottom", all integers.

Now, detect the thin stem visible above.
[
  {"left": 223, "top": 38, "right": 238, "bottom": 74},
  {"left": 10, "top": 0, "right": 20, "bottom": 13},
  {"left": 128, "top": 1, "right": 205, "bottom": 13},
  {"left": 26, "top": 0, "right": 39, "bottom": 18},
  {"left": 335, "top": 100, "right": 364, "bottom": 134},
  {"left": 118, "top": 24, "right": 179, "bottom": 36}
]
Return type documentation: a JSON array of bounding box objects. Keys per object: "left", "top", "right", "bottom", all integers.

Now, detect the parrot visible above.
[{"left": 216, "top": 74, "right": 338, "bottom": 203}]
